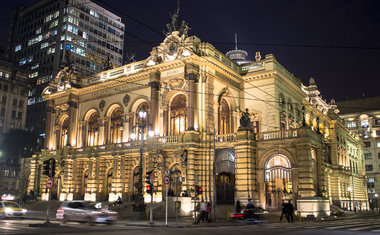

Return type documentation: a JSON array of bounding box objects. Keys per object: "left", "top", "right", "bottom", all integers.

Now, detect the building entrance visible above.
[
  {"left": 264, "top": 154, "right": 292, "bottom": 211},
  {"left": 215, "top": 149, "right": 235, "bottom": 205}
]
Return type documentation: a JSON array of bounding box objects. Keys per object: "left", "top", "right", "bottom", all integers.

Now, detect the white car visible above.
[
  {"left": 0, "top": 201, "right": 27, "bottom": 218},
  {"left": 56, "top": 200, "right": 117, "bottom": 224}
]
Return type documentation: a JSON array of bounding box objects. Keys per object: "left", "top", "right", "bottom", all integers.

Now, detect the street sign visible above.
[
  {"left": 46, "top": 179, "right": 53, "bottom": 189},
  {"left": 179, "top": 177, "right": 185, "bottom": 182},
  {"left": 164, "top": 176, "right": 170, "bottom": 184},
  {"left": 165, "top": 169, "right": 170, "bottom": 176}
]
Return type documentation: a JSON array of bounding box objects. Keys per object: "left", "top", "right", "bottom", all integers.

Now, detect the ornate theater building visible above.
[{"left": 27, "top": 18, "right": 368, "bottom": 216}]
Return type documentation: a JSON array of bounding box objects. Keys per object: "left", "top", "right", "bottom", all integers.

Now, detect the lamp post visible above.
[
  {"left": 375, "top": 194, "right": 379, "bottom": 211},
  {"left": 348, "top": 187, "right": 352, "bottom": 211},
  {"left": 133, "top": 105, "right": 149, "bottom": 211}
]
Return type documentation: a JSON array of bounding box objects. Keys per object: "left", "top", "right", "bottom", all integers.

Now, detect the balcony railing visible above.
[
  {"left": 215, "top": 133, "right": 236, "bottom": 142},
  {"left": 256, "top": 129, "right": 298, "bottom": 141}
]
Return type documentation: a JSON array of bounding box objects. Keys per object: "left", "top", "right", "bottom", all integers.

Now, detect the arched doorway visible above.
[
  {"left": 264, "top": 154, "right": 292, "bottom": 211},
  {"left": 215, "top": 149, "right": 235, "bottom": 205}
]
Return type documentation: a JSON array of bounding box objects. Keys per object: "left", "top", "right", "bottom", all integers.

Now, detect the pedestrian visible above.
[
  {"left": 280, "top": 200, "right": 288, "bottom": 221},
  {"left": 206, "top": 202, "right": 211, "bottom": 223},
  {"left": 286, "top": 200, "right": 294, "bottom": 223},
  {"left": 197, "top": 199, "right": 207, "bottom": 223},
  {"left": 114, "top": 196, "right": 122, "bottom": 206},
  {"left": 236, "top": 200, "right": 242, "bottom": 213}
]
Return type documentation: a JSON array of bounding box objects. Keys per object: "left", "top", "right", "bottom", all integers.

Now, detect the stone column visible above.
[
  {"left": 162, "top": 106, "right": 168, "bottom": 136},
  {"left": 45, "top": 101, "right": 54, "bottom": 149},
  {"left": 149, "top": 70, "right": 160, "bottom": 134},
  {"left": 235, "top": 128, "right": 256, "bottom": 202},
  {"left": 187, "top": 73, "right": 198, "bottom": 131},
  {"left": 98, "top": 118, "right": 105, "bottom": 145},
  {"left": 67, "top": 101, "right": 77, "bottom": 147},
  {"left": 122, "top": 115, "right": 129, "bottom": 142}
]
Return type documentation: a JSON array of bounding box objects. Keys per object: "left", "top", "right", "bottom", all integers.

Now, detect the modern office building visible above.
[
  {"left": 337, "top": 97, "right": 380, "bottom": 209},
  {"left": 0, "top": 53, "right": 29, "bottom": 197},
  {"left": 26, "top": 12, "right": 368, "bottom": 217},
  {"left": 8, "top": 0, "right": 124, "bottom": 135}
]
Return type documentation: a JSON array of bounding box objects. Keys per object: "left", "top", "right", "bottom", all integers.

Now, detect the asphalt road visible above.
[{"left": 2, "top": 217, "right": 380, "bottom": 235}]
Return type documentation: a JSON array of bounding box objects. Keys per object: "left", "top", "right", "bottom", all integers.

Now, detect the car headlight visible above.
[
  {"left": 5, "top": 208, "right": 13, "bottom": 213},
  {"left": 22, "top": 209, "right": 27, "bottom": 213}
]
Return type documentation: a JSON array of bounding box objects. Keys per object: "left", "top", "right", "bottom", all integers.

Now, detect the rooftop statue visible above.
[
  {"left": 239, "top": 108, "right": 251, "bottom": 129},
  {"left": 102, "top": 56, "right": 112, "bottom": 70}
]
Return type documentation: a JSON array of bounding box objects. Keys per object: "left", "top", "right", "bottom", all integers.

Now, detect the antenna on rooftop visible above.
[{"left": 235, "top": 33, "right": 238, "bottom": 50}]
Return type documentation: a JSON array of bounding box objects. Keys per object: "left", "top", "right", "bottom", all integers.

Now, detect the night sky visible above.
[{"left": 1, "top": 0, "right": 379, "bottom": 102}]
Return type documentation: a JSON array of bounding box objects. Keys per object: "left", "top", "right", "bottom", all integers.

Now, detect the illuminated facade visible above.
[
  {"left": 8, "top": 0, "right": 124, "bottom": 135},
  {"left": 27, "top": 30, "right": 367, "bottom": 216},
  {"left": 337, "top": 97, "right": 380, "bottom": 210}
]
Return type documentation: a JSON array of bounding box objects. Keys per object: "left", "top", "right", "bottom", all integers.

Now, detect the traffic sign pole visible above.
[{"left": 165, "top": 183, "right": 168, "bottom": 226}]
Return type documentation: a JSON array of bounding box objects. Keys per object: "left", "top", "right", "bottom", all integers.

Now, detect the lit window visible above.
[
  {"left": 361, "top": 115, "right": 369, "bottom": 128},
  {"left": 28, "top": 56, "right": 33, "bottom": 63},
  {"left": 377, "top": 141, "right": 380, "bottom": 148},
  {"left": 36, "top": 27, "right": 41, "bottom": 34},
  {"left": 347, "top": 121, "right": 356, "bottom": 128},
  {"left": 41, "top": 42, "right": 49, "bottom": 49},
  {"left": 5, "top": 73, "right": 9, "bottom": 79},
  {"left": 4, "top": 170, "right": 9, "bottom": 177},
  {"left": 47, "top": 48, "right": 55, "bottom": 55},
  {"left": 369, "top": 178, "right": 375, "bottom": 183},
  {"left": 15, "top": 44, "right": 22, "bottom": 52},
  {"left": 31, "top": 63, "right": 39, "bottom": 70}
]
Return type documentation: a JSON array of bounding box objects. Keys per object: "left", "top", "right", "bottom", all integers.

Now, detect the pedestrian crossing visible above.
[{"left": 257, "top": 217, "right": 380, "bottom": 233}]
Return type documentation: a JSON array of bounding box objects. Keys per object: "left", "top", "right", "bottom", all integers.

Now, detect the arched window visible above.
[
  {"left": 60, "top": 118, "right": 69, "bottom": 148},
  {"left": 219, "top": 99, "right": 230, "bottom": 134},
  {"left": 360, "top": 114, "right": 369, "bottom": 128},
  {"left": 134, "top": 102, "right": 149, "bottom": 140},
  {"left": 170, "top": 94, "right": 187, "bottom": 135},
  {"left": 110, "top": 108, "right": 122, "bottom": 143},
  {"left": 87, "top": 112, "right": 99, "bottom": 146}
]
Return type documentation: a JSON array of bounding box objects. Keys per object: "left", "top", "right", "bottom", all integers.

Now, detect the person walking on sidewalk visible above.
[
  {"left": 286, "top": 200, "right": 294, "bottom": 223},
  {"left": 280, "top": 200, "right": 288, "bottom": 221},
  {"left": 196, "top": 200, "right": 208, "bottom": 223},
  {"left": 206, "top": 202, "right": 211, "bottom": 223}
]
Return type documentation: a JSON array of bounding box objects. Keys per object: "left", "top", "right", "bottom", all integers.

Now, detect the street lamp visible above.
[
  {"left": 348, "top": 187, "right": 352, "bottom": 211},
  {"left": 375, "top": 194, "right": 378, "bottom": 211},
  {"left": 133, "top": 105, "right": 149, "bottom": 211}
]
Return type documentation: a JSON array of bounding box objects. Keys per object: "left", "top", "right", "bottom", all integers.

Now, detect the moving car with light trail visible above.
[
  {"left": 0, "top": 201, "right": 27, "bottom": 218},
  {"left": 56, "top": 200, "right": 117, "bottom": 225}
]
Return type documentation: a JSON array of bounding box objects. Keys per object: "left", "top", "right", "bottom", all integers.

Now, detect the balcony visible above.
[{"left": 256, "top": 129, "right": 298, "bottom": 141}]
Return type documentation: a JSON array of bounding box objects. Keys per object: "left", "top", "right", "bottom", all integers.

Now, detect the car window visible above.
[
  {"left": 68, "top": 202, "right": 77, "bottom": 208},
  {"left": 4, "top": 202, "right": 21, "bottom": 208}
]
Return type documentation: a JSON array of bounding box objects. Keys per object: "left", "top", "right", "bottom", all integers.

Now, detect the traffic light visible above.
[
  {"left": 195, "top": 185, "right": 203, "bottom": 196},
  {"left": 145, "top": 170, "right": 154, "bottom": 196},
  {"left": 50, "top": 158, "right": 56, "bottom": 178},
  {"left": 42, "top": 158, "right": 56, "bottom": 178},
  {"left": 145, "top": 170, "right": 153, "bottom": 184},
  {"left": 42, "top": 160, "right": 50, "bottom": 176},
  {"left": 146, "top": 185, "right": 153, "bottom": 196}
]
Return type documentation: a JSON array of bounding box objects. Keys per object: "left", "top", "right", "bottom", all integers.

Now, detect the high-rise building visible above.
[
  {"left": 0, "top": 51, "right": 29, "bottom": 197},
  {"left": 8, "top": 0, "right": 125, "bottom": 135},
  {"left": 337, "top": 97, "right": 380, "bottom": 210}
]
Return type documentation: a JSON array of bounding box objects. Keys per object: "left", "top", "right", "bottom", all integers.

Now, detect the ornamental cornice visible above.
[{"left": 198, "top": 56, "right": 243, "bottom": 84}]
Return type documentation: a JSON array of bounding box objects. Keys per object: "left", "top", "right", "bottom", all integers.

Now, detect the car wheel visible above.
[
  {"left": 63, "top": 215, "right": 68, "bottom": 224},
  {"left": 87, "top": 216, "right": 94, "bottom": 226}
]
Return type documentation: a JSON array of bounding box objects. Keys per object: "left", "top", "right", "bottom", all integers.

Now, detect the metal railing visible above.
[{"left": 256, "top": 129, "right": 298, "bottom": 141}]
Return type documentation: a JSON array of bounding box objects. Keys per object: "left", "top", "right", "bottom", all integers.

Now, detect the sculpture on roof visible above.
[
  {"left": 239, "top": 108, "right": 251, "bottom": 130},
  {"left": 125, "top": 50, "right": 136, "bottom": 64},
  {"left": 62, "top": 51, "right": 74, "bottom": 72},
  {"left": 103, "top": 56, "right": 113, "bottom": 71},
  {"left": 164, "top": 0, "right": 191, "bottom": 37}
]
